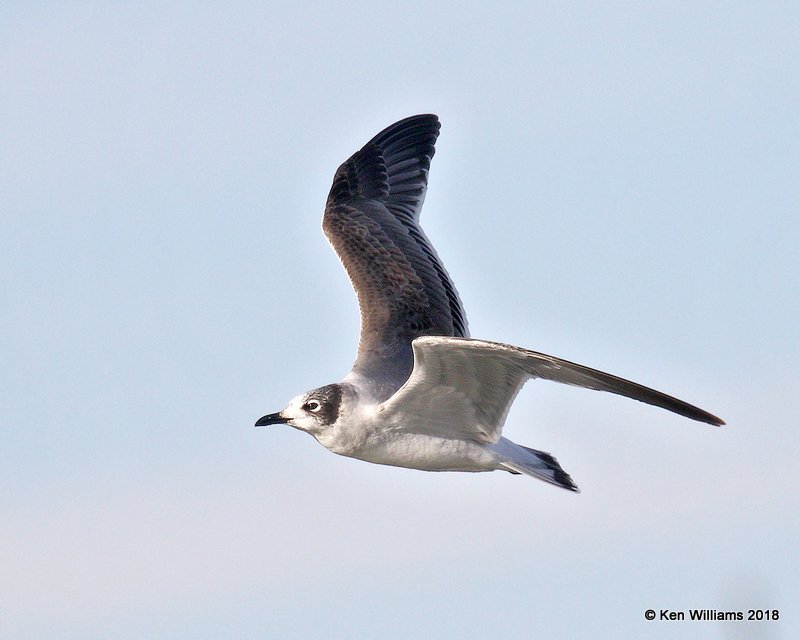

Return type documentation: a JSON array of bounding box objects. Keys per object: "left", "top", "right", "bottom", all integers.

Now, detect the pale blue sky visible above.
[{"left": 2, "top": 2, "right": 798, "bottom": 639}]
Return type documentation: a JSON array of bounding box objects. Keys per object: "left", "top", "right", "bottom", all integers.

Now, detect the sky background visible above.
[{"left": 2, "top": 2, "right": 798, "bottom": 638}]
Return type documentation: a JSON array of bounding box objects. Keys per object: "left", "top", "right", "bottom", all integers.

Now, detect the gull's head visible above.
[{"left": 255, "top": 383, "right": 344, "bottom": 436}]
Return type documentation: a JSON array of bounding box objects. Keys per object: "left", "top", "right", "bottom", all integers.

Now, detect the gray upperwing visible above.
[
  {"left": 411, "top": 337, "right": 725, "bottom": 427},
  {"left": 510, "top": 345, "right": 725, "bottom": 426},
  {"left": 323, "top": 115, "right": 468, "bottom": 395}
]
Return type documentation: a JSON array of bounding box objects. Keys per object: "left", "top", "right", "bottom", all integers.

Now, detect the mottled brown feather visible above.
[{"left": 323, "top": 115, "right": 468, "bottom": 390}]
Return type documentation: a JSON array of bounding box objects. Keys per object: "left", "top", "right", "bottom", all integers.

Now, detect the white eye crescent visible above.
[{"left": 305, "top": 400, "right": 321, "bottom": 413}]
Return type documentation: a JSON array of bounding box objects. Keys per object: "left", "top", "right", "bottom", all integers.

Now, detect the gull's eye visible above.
[{"left": 304, "top": 400, "right": 321, "bottom": 413}]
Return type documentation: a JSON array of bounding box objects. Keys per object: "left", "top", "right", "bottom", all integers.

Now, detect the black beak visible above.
[{"left": 255, "top": 412, "right": 289, "bottom": 427}]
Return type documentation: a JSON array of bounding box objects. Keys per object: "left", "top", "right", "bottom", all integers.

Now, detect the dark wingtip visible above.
[{"left": 694, "top": 410, "right": 725, "bottom": 426}]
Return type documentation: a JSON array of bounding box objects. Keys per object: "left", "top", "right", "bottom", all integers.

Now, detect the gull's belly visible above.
[{"left": 342, "top": 431, "right": 498, "bottom": 473}]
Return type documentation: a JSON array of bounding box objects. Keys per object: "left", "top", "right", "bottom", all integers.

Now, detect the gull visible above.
[{"left": 256, "top": 114, "right": 723, "bottom": 491}]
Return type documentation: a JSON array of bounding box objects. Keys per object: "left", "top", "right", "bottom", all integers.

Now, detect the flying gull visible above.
[{"left": 256, "top": 114, "right": 724, "bottom": 491}]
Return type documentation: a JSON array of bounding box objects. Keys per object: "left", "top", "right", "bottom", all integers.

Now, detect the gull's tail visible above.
[{"left": 499, "top": 440, "right": 579, "bottom": 492}]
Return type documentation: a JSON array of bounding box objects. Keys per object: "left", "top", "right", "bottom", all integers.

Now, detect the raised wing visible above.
[
  {"left": 379, "top": 336, "right": 724, "bottom": 443},
  {"left": 323, "top": 115, "right": 468, "bottom": 395}
]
